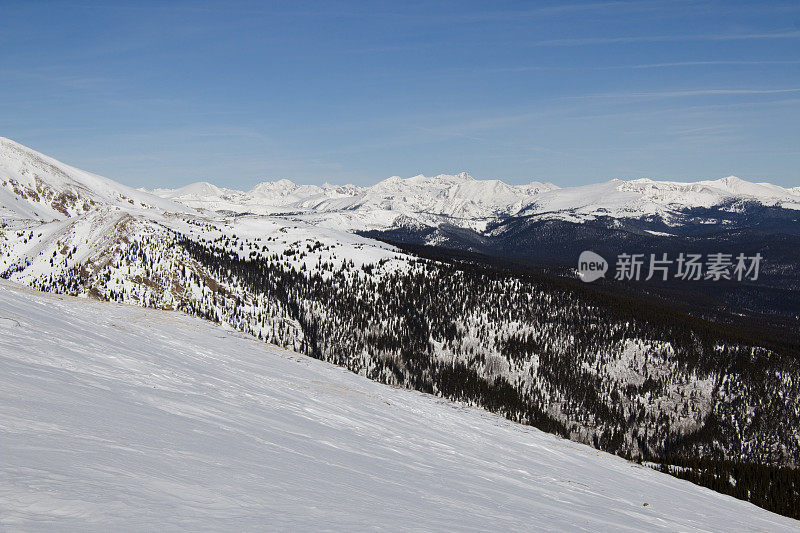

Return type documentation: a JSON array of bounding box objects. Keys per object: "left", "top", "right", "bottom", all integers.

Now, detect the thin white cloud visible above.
[
  {"left": 569, "top": 88, "right": 800, "bottom": 100},
  {"left": 529, "top": 30, "right": 800, "bottom": 46},
  {"left": 473, "top": 60, "right": 800, "bottom": 74},
  {"left": 425, "top": 1, "right": 640, "bottom": 23},
  {"left": 594, "top": 60, "right": 800, "bottom": 69}
]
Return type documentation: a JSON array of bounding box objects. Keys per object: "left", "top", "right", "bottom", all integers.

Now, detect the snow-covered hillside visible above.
[
  {"left": 0, "top": 138, "right": 188, "bottom": 224},
  {"left": 1, "top": 280, "right": 796, "bottom": 532}
]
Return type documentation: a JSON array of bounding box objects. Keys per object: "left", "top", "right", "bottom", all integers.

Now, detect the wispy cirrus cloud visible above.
[
  {"left": 528, "top": 30, "right": 800, "bottom": 46},
  {"left": 567, "top": 88, "right": 800, "bottom": 100},
  {"left": 476, "top": 59, "right": 800, "bottom": 74},
  {"left": 593, "top": 60, "right": 800, "bottom": 70}
]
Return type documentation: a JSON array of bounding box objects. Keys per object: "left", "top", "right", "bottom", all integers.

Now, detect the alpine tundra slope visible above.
[{"left": 0, "top": 281, "right": 797, "bottom": 531}]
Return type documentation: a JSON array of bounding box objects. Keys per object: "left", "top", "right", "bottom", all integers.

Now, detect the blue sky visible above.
[{"left": 2, "top": 0, "right": 799, "bottom": 188}]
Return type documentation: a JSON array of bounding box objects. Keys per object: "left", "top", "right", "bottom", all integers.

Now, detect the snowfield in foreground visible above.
[{"left": 0, "top": 282, "right": 796, "bottom": 532}]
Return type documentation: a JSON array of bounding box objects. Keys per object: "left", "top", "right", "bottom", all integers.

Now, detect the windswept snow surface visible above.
[{"left": 0, "top": 282, "right": 796, "bottom": 532}]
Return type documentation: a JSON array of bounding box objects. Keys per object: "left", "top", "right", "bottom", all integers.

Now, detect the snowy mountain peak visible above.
[
  {"left": 697, "top": 175, "right": 795, "bottom": 199},
  {"left": 153, "top": 181, "right": 225, "bottom": 199},
  {"left": 717, "top": 175, "right": 746, "bottom": 186},
  {"left": 0, "top": 137, "right": 189, "bottom": 222},
  {"left": 406, "top": 171, "right": 474, "bottom": 184},
  {"left": 251, "top": 178, "right": 296, "bottom": 191},
  {"left": 375, "top": 171, "right": 475, "bottom": 188},
  {"left": 249, "top": 179, "right": 304, "bottom": 195}
]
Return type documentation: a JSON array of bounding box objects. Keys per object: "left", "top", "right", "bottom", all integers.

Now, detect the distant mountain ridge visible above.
[
  {"left": 151, "top": 171, "right": 800, "bottom": 233},
  {"left": 3, "top": 137, "right": 797, "bottom": 232}
]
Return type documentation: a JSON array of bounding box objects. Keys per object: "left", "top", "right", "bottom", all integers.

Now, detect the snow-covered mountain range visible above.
[
  {"left": 151, "top": 167, "right": 800, "bottom": 232},
  {"left": 152, "top": 173, "right": 558, "bottom": 232},
  {"left": 3, "top": 135, "right": 797, "bottom": 235}
]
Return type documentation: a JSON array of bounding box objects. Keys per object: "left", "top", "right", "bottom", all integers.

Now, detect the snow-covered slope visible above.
[
  {"left": 1, "top": 280, "right": 797, "bottom": 532},
  {"left": 0, "top": 137, "right": 189, "bottom": 224}
]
